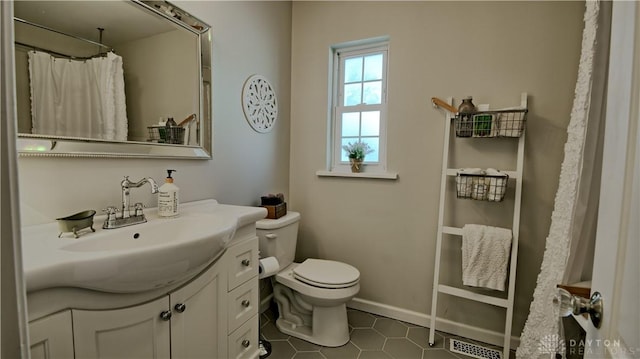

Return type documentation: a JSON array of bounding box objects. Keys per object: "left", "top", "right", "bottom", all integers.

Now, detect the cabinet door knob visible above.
[
  {"left": 242, "top": 339, "right": 250, "bottom": 348},
  {"left": 174, "top": 303, "right": 186, "bottom": 313},
  {"left": 241, "top": 299, "right": 250, "bottom": 308},
  {"left": 159, "top": 310, "right": 172, "bottom": 321},
  {"left": 241, "top": 259, "right": 251, "bottom": 267}
]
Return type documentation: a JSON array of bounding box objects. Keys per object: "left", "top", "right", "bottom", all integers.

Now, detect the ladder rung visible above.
[
  {"left": 438, "top": 284, "right": 509, "bottom": 308},
  {"left": 446, "top": 168, "right": 519, "bottom": 179},
  {"left": 442, "top": 226, "right": 462, "bottom": 236}
]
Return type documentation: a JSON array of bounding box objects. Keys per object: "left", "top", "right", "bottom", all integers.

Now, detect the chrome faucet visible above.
[
  {"left": 121, "top": 176, "right": 159, "bottom": 218},
  {"left": 103, "top": 176, "right": 159, "bottom": 229}
]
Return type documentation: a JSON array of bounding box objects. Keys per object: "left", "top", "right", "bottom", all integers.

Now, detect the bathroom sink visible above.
[
  {"left": 21, "top": 199, "right": 267, "bottom": 293},
  {"left": 62, "top": 215, "right": 233, "bottom": 253}
]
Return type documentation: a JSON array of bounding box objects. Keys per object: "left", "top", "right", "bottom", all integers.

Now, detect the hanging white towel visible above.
[{"left": 461, "top": 224, "right": 512, "bottom": 291}]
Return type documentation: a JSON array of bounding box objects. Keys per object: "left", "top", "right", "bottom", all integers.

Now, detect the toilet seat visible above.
[{"left": 293, "top": 259, "right": 360, "bottom": 289}]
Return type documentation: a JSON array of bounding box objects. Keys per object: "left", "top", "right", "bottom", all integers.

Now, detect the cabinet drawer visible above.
[
  {"left": 228, "top": 314, "right": 259, "bottom": 359},
  {"left": 228, "top": 237, "right": 258, "bottom": 290},
  {"left": 228, "top": 276, "right": 259, "bottom": 333}
]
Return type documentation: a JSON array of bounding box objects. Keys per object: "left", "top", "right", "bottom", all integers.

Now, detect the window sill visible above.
[{"left": 316, "top": 170, "right": 398, "bottom": 180}]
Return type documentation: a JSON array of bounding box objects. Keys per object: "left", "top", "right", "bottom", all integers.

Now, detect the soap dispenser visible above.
[{"left": 158, "top": 169, "right": 179, "bottom": 217}]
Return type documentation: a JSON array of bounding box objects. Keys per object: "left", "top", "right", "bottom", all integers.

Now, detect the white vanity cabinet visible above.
[
  {"left": 72, "top": 257, "right": 226, "bottom": 359},
  {"left": 28, "top": 230, "right": 261, "bottom": 359}
]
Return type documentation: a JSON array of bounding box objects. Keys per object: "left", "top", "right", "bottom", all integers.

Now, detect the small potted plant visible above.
[{"left": 342, "top": 141, "right": 373, "bottom": 173}]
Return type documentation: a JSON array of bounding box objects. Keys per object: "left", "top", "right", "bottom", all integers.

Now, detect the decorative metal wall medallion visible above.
[{"left": 242, "top": 75, "right": 278, "bottom": 133}]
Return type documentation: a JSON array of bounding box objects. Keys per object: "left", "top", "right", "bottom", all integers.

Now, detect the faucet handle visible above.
[
  {"left": 102, "top": 206, "right": 119, "bottom": 217},
  {"left": 102, "top": 206, "right": 119, "bottom": 229},
  {"left": 133, "top": 202, "right": 146, "bottom": 217}
]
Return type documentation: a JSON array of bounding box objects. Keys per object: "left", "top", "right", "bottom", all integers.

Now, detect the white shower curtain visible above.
[
  {"left": 516, "top": 1, "right": 611, "bottom": 358},
  {"left": 28, "top": 50, "right": 128, "bottom": 141}
]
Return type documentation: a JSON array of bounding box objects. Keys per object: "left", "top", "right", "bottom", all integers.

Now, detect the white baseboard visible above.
[{"left": 347, "top": 297, "right": 520, "bottom": 350}]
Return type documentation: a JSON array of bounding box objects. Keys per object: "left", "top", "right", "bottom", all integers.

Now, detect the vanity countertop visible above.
[{"left": 21, "top": 199, "right": 267, "bottom": 294}]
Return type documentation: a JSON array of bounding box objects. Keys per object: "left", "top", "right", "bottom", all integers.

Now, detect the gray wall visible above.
[{"left": 289, "top": 1, "right": 584, "bottom": 340}]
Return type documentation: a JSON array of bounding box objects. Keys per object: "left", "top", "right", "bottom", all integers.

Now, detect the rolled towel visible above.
[
  {"left": 456, "top": 168, "right": 483, "bottom": 198},
  {"left": 496, "top": 107, "right": 526, "bottom": 137},
  {"left": 459, "top": 168, "right": 483, "bottom": 174},
  {"left": 485, "top": 169, "right": 508, "bottom": 202},
  {"left": 461, "top": 224, "right": 512, "bottom": 291},
  {"left": 471, "top": 179, "right": 488, "bottom": 200}
]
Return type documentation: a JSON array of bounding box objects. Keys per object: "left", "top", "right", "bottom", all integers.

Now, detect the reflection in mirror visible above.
[{"left": 14, "top": 0, "right": 212, "bottom": 158}]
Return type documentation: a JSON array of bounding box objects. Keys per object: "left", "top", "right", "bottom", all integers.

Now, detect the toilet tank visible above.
[{"left": 256, "top": 211, "right": 300, "bottom": 270}]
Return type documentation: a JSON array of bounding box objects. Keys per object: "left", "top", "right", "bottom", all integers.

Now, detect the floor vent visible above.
[{"left": 449, "top": 338, "right": 502, "bottom": 359}]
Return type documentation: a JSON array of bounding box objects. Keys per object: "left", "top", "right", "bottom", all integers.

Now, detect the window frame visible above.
[{"left": 329, "top": 40, "right": 390, "bottom": 174}]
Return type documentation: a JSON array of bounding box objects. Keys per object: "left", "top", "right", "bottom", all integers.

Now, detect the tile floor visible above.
[{"left": 259, "top": 306, "right": 515, "bottom": 359}]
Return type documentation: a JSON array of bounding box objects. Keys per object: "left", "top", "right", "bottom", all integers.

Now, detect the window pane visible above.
[
  {"left": 334, "top": 42, "right": 387, "bottom": 170},
  {"left": 341, "top": 113, "right": 360, "bottom": 136},
  {"left": 362, "top": 137, "right": 379, "bottom": 162},
  {"left": 363, "top": 54, "right": 383, "bottom": 81},
  {"left": 361, "top": 111, "right": 379, "bottom": 136},
  {"left": 363, "top": 81, "right": 382, "bottom": 105},
  {"left": 344, "top": 57, "right": 362, "bottom": 83},
  {"left": 344, "top": 83, "right": 362, "bottom": 106}
]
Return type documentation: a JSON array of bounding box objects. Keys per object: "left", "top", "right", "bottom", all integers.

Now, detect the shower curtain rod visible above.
[
  {"left": 14, "top": 17, "right": 112, "bottom": 51},
  {"left": 14, "top": 41, "right": 110, "bottom": 60},
  {"left": 15, "top": 41, "right": 74, "bottom": 59}
]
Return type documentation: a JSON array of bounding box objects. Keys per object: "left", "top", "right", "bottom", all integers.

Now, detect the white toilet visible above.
[{"left": 256, "top": 211, "right": 360, "bottom": 347}]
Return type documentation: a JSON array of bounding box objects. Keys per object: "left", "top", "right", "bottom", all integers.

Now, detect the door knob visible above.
[
  {"left": 555, "top": 288, "right": 603, "bottom": 328},
  {"left": 174, "top": 303, "right": 186, "bottom": 313}
]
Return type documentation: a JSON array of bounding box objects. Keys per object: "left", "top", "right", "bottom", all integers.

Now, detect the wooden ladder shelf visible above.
[{"left": 428, "top": 93, "right": 528, "bottom": 358}]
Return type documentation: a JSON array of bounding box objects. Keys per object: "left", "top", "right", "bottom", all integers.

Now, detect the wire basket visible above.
[
  {"left": 456, "top": 172, "right": 509, "bottom": 202},
  {"left": 455, "top": 109, "right": 527, "bottom": 138},
  {"left": 147, "top": 126, "right": 185, "bottom": 144}
]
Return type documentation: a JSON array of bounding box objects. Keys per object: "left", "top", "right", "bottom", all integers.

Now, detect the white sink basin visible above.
[
  {"left": 22, "top": 199, "right": 267, "bottom": 293},
  {"left": 62, "top": 215, "right": 232, "bottom": 252}
]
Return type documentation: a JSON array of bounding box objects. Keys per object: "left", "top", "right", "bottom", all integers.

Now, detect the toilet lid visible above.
[{"left": 293, "top": 259, "right": 360, "bottom": 289}]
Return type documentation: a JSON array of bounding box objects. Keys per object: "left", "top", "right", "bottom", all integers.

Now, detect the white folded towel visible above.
[{"left": 461, "top": 224, "right": 512, "bottom": 291}]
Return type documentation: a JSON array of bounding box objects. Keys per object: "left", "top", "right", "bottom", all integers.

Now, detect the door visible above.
[
  {"left": 73, "top": 297, "right": 171, "bottom": 359},
  {"left": 585, "top": 1, "right": 639, "bottom": 357},
  {"left": 170, "top": 259, "right": 227, "bottom": 359},
  {"left": 29, "top": 311, "right": 74, "bottom": 359}
]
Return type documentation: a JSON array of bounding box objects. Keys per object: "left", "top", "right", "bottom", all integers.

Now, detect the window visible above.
[{"left": 330, "top": 39, "right": 389, "bottom": 174}]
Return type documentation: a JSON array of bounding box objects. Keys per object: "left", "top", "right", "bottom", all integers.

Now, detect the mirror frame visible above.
[{"left": 16, "top": 0, "right": 212, "bottom": 159}]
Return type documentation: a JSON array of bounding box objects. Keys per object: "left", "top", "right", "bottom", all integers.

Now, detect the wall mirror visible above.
[{"left": 14, "top": 0, "right": 212, "bottom": 159}]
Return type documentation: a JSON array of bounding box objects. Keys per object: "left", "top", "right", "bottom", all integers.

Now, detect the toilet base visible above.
[{"left": 275, "top": 303, "right": 350, "bottom": 347}]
